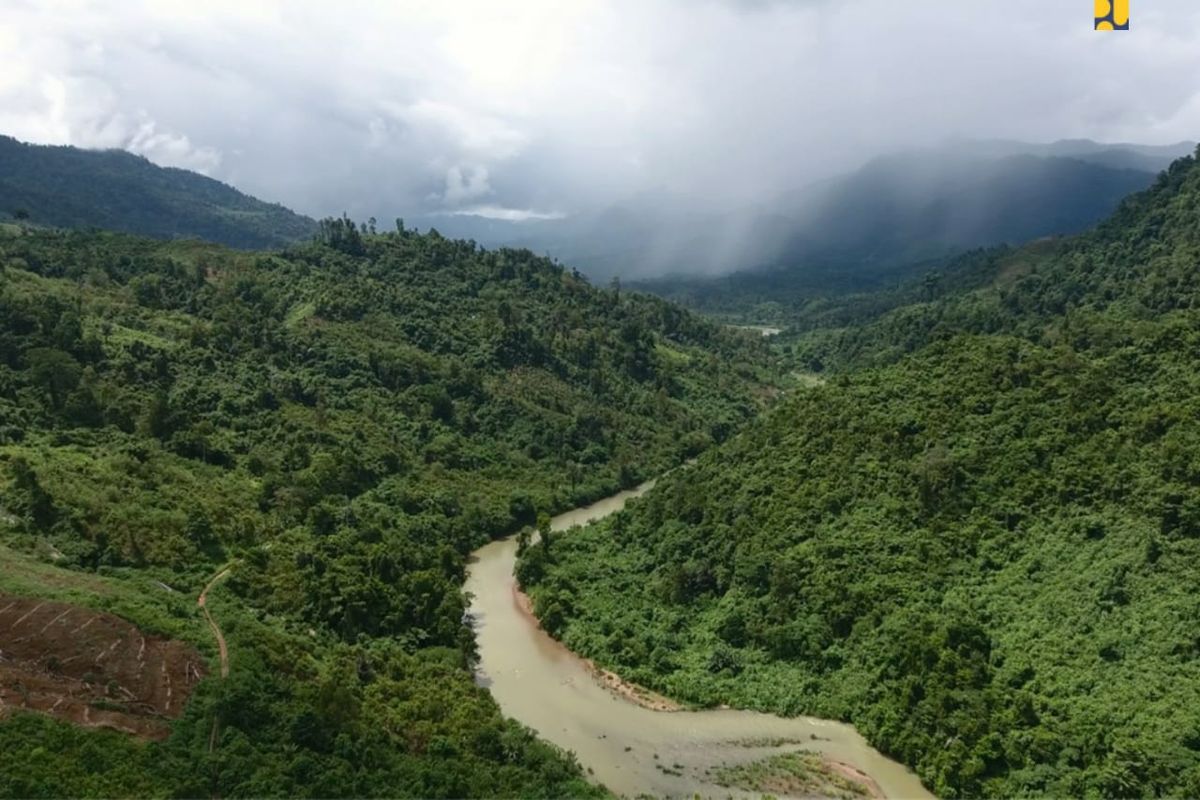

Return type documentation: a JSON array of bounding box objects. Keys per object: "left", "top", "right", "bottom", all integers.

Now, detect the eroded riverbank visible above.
[{"left": 464, "top": 482, "right": 932, "bottom": 799}]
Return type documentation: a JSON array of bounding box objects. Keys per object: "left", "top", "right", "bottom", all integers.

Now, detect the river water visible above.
[
  {"left": 464, "top": 481, "right": 932, "bottom": 799},
  {"left": 731, "top": 324, "right": 783, "bottom": 337}
]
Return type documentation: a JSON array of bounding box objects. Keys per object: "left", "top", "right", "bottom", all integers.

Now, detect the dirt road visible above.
[{"left": 197, "top": 566, "right": 231, "bottom": 679}]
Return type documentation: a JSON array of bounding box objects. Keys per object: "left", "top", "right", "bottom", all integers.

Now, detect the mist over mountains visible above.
[
  {"left": 1, "top": 134, "right": 1190, "bottom": 289},
  {"left": 412, "top": 139, "right": 1192, "bottom": 281}
]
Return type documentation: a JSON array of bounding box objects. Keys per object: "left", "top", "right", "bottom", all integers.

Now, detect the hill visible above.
[
  {"left": 778, "top": 152, "right": 1157, "bottom": 268},
  {"left": 0, "top": 135, "right": 317, "bottom": 249},
  {"left": 957, "top": 137, "right": 1194, "bottom": 174},
  {"left": 640, "top": 150, "right": 1172, "bottom": 320},
  {"left": 518, "top": 148, "right": 1200, "bottom": 797},
  {"left": 0, "top": 219, "right": 776, "bottom": 796}
]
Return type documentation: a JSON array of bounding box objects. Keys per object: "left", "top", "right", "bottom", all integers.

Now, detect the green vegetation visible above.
[
  {"left": 710, "top": 752, "right": 869, "bottom": 798},
  {"left": 0, "top": 713, "right": 168, "bottom": 799},
  {"left": 0, "top": 220, "right": 773, "bottom": 796},
  {"left": 0, "top": 135, "right": 317, "bottom": 249},
  {"left": 522, "top": 147, "right": 1200, "bottom": 797}
]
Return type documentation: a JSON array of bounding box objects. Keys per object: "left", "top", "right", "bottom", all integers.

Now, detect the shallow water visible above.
[
  {"left": 464, "top": 482, "right": 932, "bottom": 799},
  {"left": 731, "top": 324, "right": 783, "bottom": 337}
]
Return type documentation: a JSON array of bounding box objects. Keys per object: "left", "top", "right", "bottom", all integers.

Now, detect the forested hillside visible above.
[
  {"left": 0, "top": 135, "right": 317, "bottom": 249},
  {"left": 521, "top": 147, "right": 1200, "bottom": 797},
  {"left": 0, "top": 219, "right": 774, "bottom": 796},
  {"left": 788, "top": 150, "right": 1200, "bottom": 372}
]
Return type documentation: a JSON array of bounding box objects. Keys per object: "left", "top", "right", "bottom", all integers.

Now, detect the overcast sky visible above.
[{"left": 3, "top": 0, "right": 1199, "bottom": 221}]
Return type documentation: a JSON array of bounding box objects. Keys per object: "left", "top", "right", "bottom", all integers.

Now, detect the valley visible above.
[
  {"left": 518, "top": 149, "right": 1200, "bottom": 798},
  {"left": 3, "top": 6, "right": 1199, "bottom": 796},
  {"left": 7, "top": 152, "right": 1200, "bottom": 796}
]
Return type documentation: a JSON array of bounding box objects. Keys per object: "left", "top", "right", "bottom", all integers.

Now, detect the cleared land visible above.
[{"left": 0, "top": 593, "right": 206, "bottom": 740}]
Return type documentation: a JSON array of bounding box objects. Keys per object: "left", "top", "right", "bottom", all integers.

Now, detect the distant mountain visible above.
[
  {"left": 421, "top": 139, "right": 1187, "bottom": 285},
  {"left": 637, "top": 141, "right": 1189, "bottom": 317},
  {"left": 950, "top": 137, "right": 1194, "bottom": 174},
  {"left": 0, "top": 135, "right": 317, "bottom": 248},
  {"left": 776, "top": 151, "right": 1159, "bottom": 269}
]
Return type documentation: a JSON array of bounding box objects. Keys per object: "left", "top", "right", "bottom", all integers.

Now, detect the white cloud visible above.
[
  {"left": 393, "top": 99, "right": 527, "bottom": 159},
  {"left": 125, "top": 119, "right": 222, "bottom": 174},
  {"left": 0, "top": 4, "right": 222, "bottom": 172},
  {"left": 441, "top": 164, "right": 493, "bottom": 205},
  {"left": 1, "top": 0, "right": 1199, "bottom": 221},
  {"left": 451, "top": 205, "right": 566, "bottom": 221}
]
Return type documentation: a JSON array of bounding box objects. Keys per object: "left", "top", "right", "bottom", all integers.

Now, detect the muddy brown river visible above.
[{"left": 464, "top": 481, "right": 933, "bottom": 799}]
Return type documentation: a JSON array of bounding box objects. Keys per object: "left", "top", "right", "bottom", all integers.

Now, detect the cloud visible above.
[
  {"left": 451, "top": 205, "right": 566, "bottom": 221},
  {"left": 124, "top": 119, "right": 221, "bottom": 174},
  {"left": 0, "top": 10, "right": 222, "bottom": 173},
  {"left": 393, "top": 100, "right": 527, "bottom": 160},
  {"left": 2, "top": 0, "right": 1200, "bottom": 232},
  {"left": 440, "top": 165, "right": 493, "bottom": 205}
]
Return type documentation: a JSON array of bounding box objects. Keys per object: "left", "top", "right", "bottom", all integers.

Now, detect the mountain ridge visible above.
[
  {"left": 0, "top": 135, "right": 318, "bottom": 249},
  {"left": 433, "top": 139, "right": 1186, "bottom": 284}
]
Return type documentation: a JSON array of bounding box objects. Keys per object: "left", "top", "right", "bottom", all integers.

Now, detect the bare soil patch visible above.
[{"left": 0, "top": 592, "right": 206, "bottom": 740}]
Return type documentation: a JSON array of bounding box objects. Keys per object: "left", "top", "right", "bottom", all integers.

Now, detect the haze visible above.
[{"left": 3, "top": 0, "right": 1199, "bottom": 243}]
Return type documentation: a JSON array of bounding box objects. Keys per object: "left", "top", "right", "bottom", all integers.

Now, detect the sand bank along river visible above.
[{"left": 464, "top": 481, "right": 933, "bottom": 799}]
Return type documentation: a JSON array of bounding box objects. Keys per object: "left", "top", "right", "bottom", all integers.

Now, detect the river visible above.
[
  {"left": 464, "top": 481, "right": 932, "bottom": 799},
  {"left": 731, "top": 324, "right": 783, "bottom": 337}
]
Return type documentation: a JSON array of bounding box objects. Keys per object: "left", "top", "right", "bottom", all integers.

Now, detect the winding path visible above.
[
  {"left": 197, "top": 563, "right": 233, "bottom": 783},
  {"left": 197, "top": 566, "right": 232, "bottom": 679}
]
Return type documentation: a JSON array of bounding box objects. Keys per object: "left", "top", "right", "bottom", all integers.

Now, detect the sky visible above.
[{"left": 3, "top": 0, "right": 1200, "bottom": 223}]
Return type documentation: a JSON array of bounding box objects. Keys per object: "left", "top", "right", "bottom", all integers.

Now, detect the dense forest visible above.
[
  {"left": 0, "top": 135, "right": 317, "bottom": 249},
  {"left": 521, "top": 147, "right": 1200, "bottom": 797},
  {"left": 0, "top": 218, "right": 775, "bottom": 796}
]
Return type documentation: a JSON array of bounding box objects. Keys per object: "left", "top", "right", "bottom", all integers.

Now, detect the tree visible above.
[
  {"left": 142, "top": 389, "right": 173, "bottom": 439},
  {"left": 316, "top": 214, "right": 366, "bottom": 256},
  {"left": 9, "top": 457, "right": 56, "bottom": 529},
  {"left": 24, "top": 347, "right": 81, "bottom": 408}
]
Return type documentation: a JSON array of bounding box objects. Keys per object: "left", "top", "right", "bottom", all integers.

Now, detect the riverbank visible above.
[
  {"left": 464, "top": 479, "right": 932, "bottom": 799},
  {"left": 512, "top": 584, "right": 683, "bottom": 713}
]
